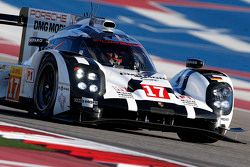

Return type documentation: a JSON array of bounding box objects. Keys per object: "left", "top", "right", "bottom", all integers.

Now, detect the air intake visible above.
[{"left": 103, "top": 21, "right": 116, "bottom": 28}]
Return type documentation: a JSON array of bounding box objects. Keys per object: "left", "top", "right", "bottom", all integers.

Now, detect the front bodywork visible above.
[{"left": 51, "top": 53, "right": 219, "bottom": 125}]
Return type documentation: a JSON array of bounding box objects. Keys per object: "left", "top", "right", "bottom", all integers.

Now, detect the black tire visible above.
[
  {"left": 32, "top": 54, "right": 58, "bottom": 119},
  {"left": 177, "top": 130, "right": 219, "bottom": 143},
  {"left": 176, "top": 120, "right": 220, "bottom": 143}
]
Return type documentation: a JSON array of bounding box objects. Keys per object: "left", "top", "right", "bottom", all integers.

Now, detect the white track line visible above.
[
  {"left": 0, "top": 160, "right": 50, "bottom": 167},
  {"left": 128, "top": 6, "right": 250, "bottom": 53},
  {"left": 0, "top": 1, "right": 22, "bottom": 45},
  {"left": 241, "top": 0, "right": 250, "bottom": 4}
]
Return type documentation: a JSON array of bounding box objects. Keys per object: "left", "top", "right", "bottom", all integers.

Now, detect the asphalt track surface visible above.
[{"left": 0, "top": 105, "right": 249, "bottom": 167}]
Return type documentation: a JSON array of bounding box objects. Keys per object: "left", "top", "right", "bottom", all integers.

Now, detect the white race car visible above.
[{"left": 0, "top": 7, "right": 237, "bottom": 143}]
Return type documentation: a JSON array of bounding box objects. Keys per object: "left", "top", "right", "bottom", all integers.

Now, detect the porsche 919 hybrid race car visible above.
[{"left": 0, "top": 7, "right": 238, "bottom": 143}]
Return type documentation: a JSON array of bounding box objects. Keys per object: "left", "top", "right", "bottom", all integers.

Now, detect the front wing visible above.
[{"left": 79, "top": 119, "right": 246, "bottom": 144}]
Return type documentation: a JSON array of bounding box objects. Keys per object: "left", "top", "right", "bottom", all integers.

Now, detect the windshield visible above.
[{"left": 84, "top": 39, "right": 156, "bottom": 72}]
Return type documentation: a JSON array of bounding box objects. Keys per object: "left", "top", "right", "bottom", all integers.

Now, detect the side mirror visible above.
[
  {"left": 28, "top": 37, "right": 48, "bottom": 47},
  {"left": 186, "top": 58, "right": 204, "bottom": 69}
]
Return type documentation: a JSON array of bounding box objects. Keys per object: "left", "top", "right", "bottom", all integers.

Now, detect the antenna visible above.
[
  {"left": 93, "top": 1, "right": 100, "bottom": 18},
  {"left": 90, "top": 2, "right": 94, "bottom": 18},
  {"left": 88, "top": 1, "right": 102, "bottom": 26},
  {"left": 90, "top": 1, "right": 100, "bottom": 18}
]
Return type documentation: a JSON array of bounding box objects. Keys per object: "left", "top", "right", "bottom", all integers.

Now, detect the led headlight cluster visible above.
[
  {"left": 88, "top": 73, "right": 97, "bottom": 80},
  {"left": 74, "top": 67, "right": 99, "bottom": 92},
  {"left": 212, "top": 87, "right": 231, "bottom": 109},
  {"left": 77, "top": 82, "right": 87, "bottom": 90},
  {"left": 208, "top": 83, "right": 233, "bottom": 115},
  {"left": 76, "top": 68, "right": 84, "bottom": 79}
]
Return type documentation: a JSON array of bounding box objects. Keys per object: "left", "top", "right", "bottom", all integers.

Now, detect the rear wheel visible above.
[{"left": 33, "top": 54, "right": 58, "bottom": 119}]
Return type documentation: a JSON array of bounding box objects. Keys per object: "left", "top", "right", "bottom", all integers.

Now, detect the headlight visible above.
[
  {"left": 88, "top": 73, "right": 97, "bottom": 80},
  {"left": 75, "top": 68, "right": 84, "bottom": 79},
  {"left": 78, "top": 82, "right": 87, "bottom": 90},
  {"left": 213, "top": 87, "right": 231, "bottom": 98},
  {"left": 213, "top": 100, "right": 230, "bottom": 110},
  {"left": 208, "top": 83, "right": 233, "bottom": 115},
  {"left": 72, "top": 65, "right": 105, "bottom": 96},
  {"left": 89, "top": 84, "right": 98, "bottom": 92},
  {"left": 221, "top": 100, "right": 230, "bottom": 110}
]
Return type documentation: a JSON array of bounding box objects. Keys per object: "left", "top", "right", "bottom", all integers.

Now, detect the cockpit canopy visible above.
[{"left": 49, "top": 36, "right": 156, "bottom": 72}]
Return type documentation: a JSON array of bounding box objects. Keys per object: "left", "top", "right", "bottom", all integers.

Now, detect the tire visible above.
[
  {"left": 177, "top": 130, "right": 219, "bottom": 143},
  {"left": 176, "top": 120, "right": 219, "bottom": 143},
  {"left": 32, "top": 54, "right": 58, "bottom": 119}
]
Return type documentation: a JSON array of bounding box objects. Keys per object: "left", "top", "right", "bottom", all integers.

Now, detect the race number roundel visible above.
[
  {"left": 7, "top": 66, "right": 22, "bottom": 102},
  {"left": 141, "top": 84, "right": 170, "bottom": 99}
]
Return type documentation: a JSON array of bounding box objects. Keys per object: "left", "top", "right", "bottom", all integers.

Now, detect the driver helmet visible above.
[{"left": 105, "top": 51, "right": 123, "bottom": 66}]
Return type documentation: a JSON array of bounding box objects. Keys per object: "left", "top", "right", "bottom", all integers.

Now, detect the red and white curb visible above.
[
  {"left": 0, "top": 147, "right": 103, "bottom": 167},
  {"left": 0, "top": 121, "right": 194, "bottom": 167}
]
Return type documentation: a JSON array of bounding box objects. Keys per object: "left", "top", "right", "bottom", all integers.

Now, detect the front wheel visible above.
[
  {"left": 177, "top": 130, "right": 219, "bottom": 143},
  {"left": 176, "top": 120, "right": 220, "bottom": 143},
  {"left": 32, "top": 54, "right": 58, "bottom": 119}
]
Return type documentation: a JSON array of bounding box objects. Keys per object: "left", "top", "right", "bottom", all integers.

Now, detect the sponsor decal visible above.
[
  {"left": 33, "top": 20, "right": 65, "bottom": 33},
  {"left": 113, "top": 86, "right": 133, "bottom": 98},
  {"left": 210, "top": 76, "right": 223, "bottom": 81},
  {"left": 141, "top": 84, "right": 170, "bottom": 99},
  {"left": 58, "top": 93, "right": 66, "bottom": 111},
  {"left": 30, "top": 9, "right": 67, "bottom": 33},
  {"left": 178, "top": 95, "right": 198, "bottom": 107},
  {"left": 74, "top": 98, "right": 82, "bottom": 103},
  {"left": 57, "top": 83, "right": 70, "bottom": 111},
  {"left": 120, "top": 72, "right": 167, "bottom": 80},
  {"left": 30, "top": 9, "right": 67, "bottom": 23},
  {"left": 74, "top": 97, "right": 99, "bottom": 107},
  {"left": 6, "top": 66, "right": 22, "bottom": 102},
  {"left": 82, "top": 97, "right": 98, "bottom": 108},
  {"left": 28, "top": 37, "right": 44, "bottom": 43},
  {"left": 58, "top": 84, "right": 70, "bottom": 92},
  {"left": 221, "top": 117, "right": 229, "bottom": 121},
  {"left": 26, "top": 68, "right": 34, "bottom": 83}
]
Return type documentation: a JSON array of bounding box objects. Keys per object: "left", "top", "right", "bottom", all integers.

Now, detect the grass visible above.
[{"left": 0, "top": 137, "right": 51, "bottom": 151}]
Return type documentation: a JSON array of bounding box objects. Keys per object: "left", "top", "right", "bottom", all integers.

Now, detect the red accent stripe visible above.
[
  {"left": 153, "top": 58, "right": 250, "bottom": 80},
  {"left": 235, "top": 99, "right": 250, "bottom": 111},
  {"left": 24, "top": 140, "right": 183, "bottom": 167},
  {"left": 235, "top": 87, "right": 250, "bottom": 92},
  {"left": 93, "top": 39, "right": 141, "bottom": 47},
  {"left": 212, "top": 67, "right": 250, "bottom": 80},
  {"left": 99, "top": 0, "right": 170, "bottom": 12},
  {"left": 54, "top": 41, "right": 65, "bottom": 49},
  {"left": 0, "top": 43, "right": 19, "bottom": 57},
  {"left": 99, "top": 0, "right": 250, "bottom": 13},
  {"left": 156, "top": 0, "right": 250, "bottom": 13}
]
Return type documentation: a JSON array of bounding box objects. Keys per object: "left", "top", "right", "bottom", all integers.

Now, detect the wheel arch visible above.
[
  {"left": 184, "top": 69, "right": 234, "bottom": 129},
  {"left": 24, "top": 50, "right": 71, "bottom": 115}
]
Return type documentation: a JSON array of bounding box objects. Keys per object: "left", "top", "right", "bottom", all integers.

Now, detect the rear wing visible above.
[
  {"left": 0, "top": 7, "right": 78, "bottom": 64},
  {"left": 0, "top": 13, "right": 25, "bottom": 26}
]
